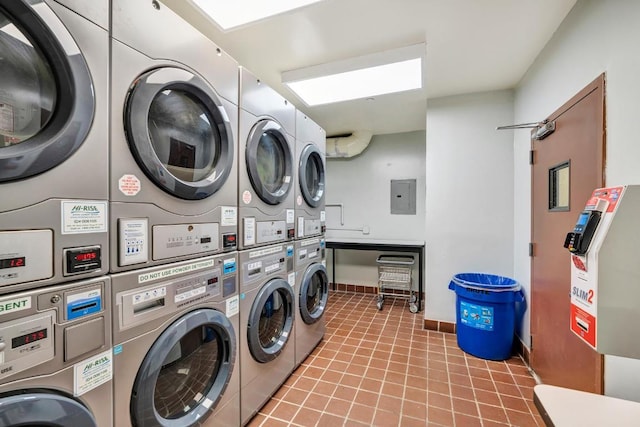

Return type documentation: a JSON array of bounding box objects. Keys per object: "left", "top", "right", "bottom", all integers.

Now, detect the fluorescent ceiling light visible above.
[
  {"left": 282, "top": 44, "right": 425, "bottom": 106},
  {"left": 192, "top": 0, "right": 322, "bottom": 30}
]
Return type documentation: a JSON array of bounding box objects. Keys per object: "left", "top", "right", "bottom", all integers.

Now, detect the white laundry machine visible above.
[
  {"left": 238, "top": 67, "right": 296, "bottom": 250},
  {"left": 111, "top": 253, "right": 240, "bottom": 427},
  {"left": 0, "top": 276, "right": 113, "bottom": 426},
  {"left": 294, "top": 237, "right": 328, "bottom": 367},
  {"left": 294, "top": 111, "right": 326, "bottom": 239},
  {"left": 0, "top": 0, "right": 109, "bottom": 294},
  {"left": 109, "top": 0, "right": 239, "bottom": 273},
  {"left": 239, "top": 243, "right": 295, "bottom": 425}
]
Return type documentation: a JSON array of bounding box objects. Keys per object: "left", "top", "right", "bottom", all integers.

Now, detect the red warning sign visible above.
[
  {"left": 119, "top": 174, "right": 141, "bottom": 196},
  {"left": 570, "top": 304, "right": 596, "bottom": 348}
]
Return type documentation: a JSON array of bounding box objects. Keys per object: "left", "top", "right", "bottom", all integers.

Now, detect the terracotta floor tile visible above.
[{"left": 253, "top": 292, "right": 541, "bottom": 427}]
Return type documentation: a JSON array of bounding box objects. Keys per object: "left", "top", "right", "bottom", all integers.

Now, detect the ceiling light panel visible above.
[
  {"left": 192, "top": 0, "right": 323, "bottom": 30},
  {"left": 282, "top": 43, "right": 426, "bottom": 106}
]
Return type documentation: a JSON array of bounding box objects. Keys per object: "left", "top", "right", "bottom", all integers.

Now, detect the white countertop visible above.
[{"left": 534, "top": 384, "right": 640, "bottom": 426}]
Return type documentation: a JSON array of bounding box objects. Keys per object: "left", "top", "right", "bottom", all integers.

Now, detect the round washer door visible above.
[
  {"left": 0, "top": 391, "right": 97, "bottom": 426},
  {"left": 247, "top": 278, "right": 294, "bottom": 363},
  {"left": 245, "top": 119, "right": 294, "bottom": 205},
  {"left": 130, "top": 308, "right": 236, "bottom": 427},
  {"left": 125, "top": 67, "right": 234, "bottom": 200},
  {"left": 298, "top": 144, "right": 325, "bottom": 208},
  {"left": 299, "top": 263, "right": 328, "bottom": 325},
  {"left": 0, "top": 1, "right": 94, "bottom": 182}
]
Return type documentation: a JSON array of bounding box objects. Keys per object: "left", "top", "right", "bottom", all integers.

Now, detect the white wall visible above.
[
  {"left": 425, "top": 90, "right": 515, "bottom": 322},
  {"left": 513, "top": 0, "right": 640, "bottom": 401},
  {"left": 325, "top": 131, "right": 426, "bottom": 286}
]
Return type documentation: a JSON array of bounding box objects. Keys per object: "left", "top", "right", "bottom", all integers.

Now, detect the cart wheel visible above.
[
  {"left": 409, "top": 303, "right": 418, "bottom": 313},
  {"left": 377, "top": 300, "right": 383, "bottom": 310}
]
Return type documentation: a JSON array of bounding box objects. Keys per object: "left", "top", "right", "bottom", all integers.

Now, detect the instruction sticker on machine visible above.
[
  {"left": 226, "top": 295, "right": 239, "bottom": 317},
  {"left": 74, "top": 350, "right": 112, "bottom": 396},
  {"left": 221, "top": 206, "right": 237, "bottom": 226},
  {"left": 460, "top": 301, "right": 494, "bottom": 331},
  {"left": 61, "top": 201, "right": 108, "bottom": 234}
]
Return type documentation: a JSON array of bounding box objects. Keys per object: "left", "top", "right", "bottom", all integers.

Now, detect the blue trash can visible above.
[{"left": 448, "top": 273, "right": 524, "bottom": 360}]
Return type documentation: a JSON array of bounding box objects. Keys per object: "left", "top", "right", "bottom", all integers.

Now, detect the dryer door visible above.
[
  {"left": 0, "top": 1, "right": 94, "bottom": 182},
  {"left": 130, "top": 308, "right": 236, "bottom": 427},
  {"left": 246, "top": 119, "right": 294, "bottom": 205},
  {"left": 298, "top": 144, "right": 325, "bottom": 208},
  {"left": 125, "top": 67, "right": 234, "bottom": 200},
  {"left": 247, "top": 278, "right": 294, "bottom": 363},
  {"left": 0, "top": 392, "right": 97, "bottom": 426},
  {"left": 299, "top": 263, "right": 328, "bottom": 324}
]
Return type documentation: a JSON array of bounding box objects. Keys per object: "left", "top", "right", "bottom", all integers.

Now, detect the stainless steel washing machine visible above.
[
  {"left": 238, "top": 67, "right": 296, "bottom": 250},
  {"left": 109, "top": 0, "right": 239, "bottom": 273},
  {"left": 239, "top": 243, "right": 295, "bottom": 425},
  {"left": 0, "top": 0, "right": 109, "bottom": 294},
  {"left": 0, "top": 276, "right": 113, "bottom": 426},
  {"left": 111, "top": 253, "right": 240, "bottom": 427},
  {"left": 294, "top": 237, "right": 328, "bottom": 367},
  {"left": 294, "top": 111, "right": 326, "bottom": 239}
]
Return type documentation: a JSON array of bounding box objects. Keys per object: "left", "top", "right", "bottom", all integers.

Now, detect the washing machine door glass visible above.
[
  {"left": 0, "top": 2, "right": 94, "bottom": 182},
  {"left": 0, "top": 391, "right": 97, "bottom": 426},
  {"left": 248, "top": 278, "right": 294, "bottom": 363},
  {"left": 298, "top": 144, "right": 325, "bottom": 208},
  {"left": 246, "top": 120, "right": 293, "bottom": 205},
  {"left": 125, "top": 67, "right": 234, "bottom": 200},
  {"left": 300, "top": 263, "right": 328, "bottom": 324},
  {"left": 131, "top": 308, "right": 236, "bottom": 427}
]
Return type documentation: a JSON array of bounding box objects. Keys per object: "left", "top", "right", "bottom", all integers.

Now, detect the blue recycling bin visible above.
[{"left": 448, "top": 273, "right": 524, "bottom": 360}]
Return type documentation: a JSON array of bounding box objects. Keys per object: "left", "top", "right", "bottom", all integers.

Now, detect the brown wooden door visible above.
[{"left": 530, "top": 75, "right": 605, "bottom": 393}]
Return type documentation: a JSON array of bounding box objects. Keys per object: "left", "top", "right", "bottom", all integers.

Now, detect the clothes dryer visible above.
[
  {"left": 0, "top": 0, "right": 109, "bottom": 294},
  {"left": 110, "top": 0, "right": 238, "bottom": 273},
  {"left": 0, "top": 276, "right": 113, "bottom": 426},
  {"left": 238, "top": 67, "right": 296, "bottom": 250},
  {"left": 111, "top": 253, "right": 240, "bottom": 427},
  {"left": 294, "top": 111, "right": 326, "bottom": 239},
  {"left": 239, "top": 243, "right": 295, "bottom": 425},
  {"left": 294, "top": 237, "right": 328, "bottom": 367}
]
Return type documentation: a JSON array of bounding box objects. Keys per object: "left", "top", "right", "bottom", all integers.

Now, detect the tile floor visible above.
[{"left": 248, "top": 291, "right": 544, "bottom": 427}]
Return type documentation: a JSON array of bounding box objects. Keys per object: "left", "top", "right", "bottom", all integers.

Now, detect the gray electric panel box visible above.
[{"left": 390, "top": 179, "right": 416, "bottom": 215}]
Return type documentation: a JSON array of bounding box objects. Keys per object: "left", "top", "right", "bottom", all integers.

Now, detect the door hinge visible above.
[
  {"left": 529, "top": 243, "right": 534, "bottom": 257},
  {"left": 530, "top": 335, "right": 533, "bottom": 350},
  {"left": 529, "top": 150, "right": 535, "bottom": 165}
]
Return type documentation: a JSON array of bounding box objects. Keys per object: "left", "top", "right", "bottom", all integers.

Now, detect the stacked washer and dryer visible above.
[
  {"left": 0, "top": 1, "right": 113, "bottom": 426},
  {"left": 109, "top": 0, "right": 241, "bottom": 426},
  {"left": 0, "top": 0, "right": 327, "bottom": 425},
  {"left": 293, "top": 112, "right": 330, "bottom": 369}
]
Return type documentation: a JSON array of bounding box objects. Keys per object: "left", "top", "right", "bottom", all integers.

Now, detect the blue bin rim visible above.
[{"left": 450, "top": 273, "right": 521, "bottom": 293}]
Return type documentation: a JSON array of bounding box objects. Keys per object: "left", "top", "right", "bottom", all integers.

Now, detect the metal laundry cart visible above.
[{"left": 376, "top": 254, "right": 418, "bottom": 313}]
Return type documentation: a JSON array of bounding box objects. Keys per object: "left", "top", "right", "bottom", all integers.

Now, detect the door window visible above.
[
  {"left": 300, "top": 264, "right": 328, "bottom": 324},
  {"left": 125, "top": 67, "right": 234, "bottom": 200},
  {"left": 0, "top": 10, "right": 56, "bottom": 145},
  {"left": 298, "top": 145, "right": 325, "bottom": 208},
  {"left": 154, "top": 325, "right": 223, "bottom": 419},
  {"left": 246, "top": 120, "right": 293, "bottom": 205},
  {"left": 0, "top": 2, "right": 94, "bottom": 182},
  {"left": 248, "top": 279, "right": 294, "bottom": 363}
]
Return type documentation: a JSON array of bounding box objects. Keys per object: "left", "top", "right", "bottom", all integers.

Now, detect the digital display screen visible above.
[
  {"left": 12, "top": 328, "right": 47, "bottom": 349},
  {"left": 0, "top": 257, "right": 26, "bottom": 270},
  {"left": 75, "top": 252, "right": 97, "bottom": 262},
  {"left": 577, "top": 212, "right": 590, "bottom": 227}
]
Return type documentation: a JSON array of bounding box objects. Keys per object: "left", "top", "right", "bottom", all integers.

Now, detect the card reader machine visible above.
[
  {"left": 563, "top": 207, "right": 604, "bottom": 255},
  {"left": 563, "top": 185, "right": 640, "bottom": 359}
]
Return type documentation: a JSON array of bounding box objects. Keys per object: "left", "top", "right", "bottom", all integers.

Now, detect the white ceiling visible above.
[{"left": 163, "top": 0, "right": 576, "bottom": 136}]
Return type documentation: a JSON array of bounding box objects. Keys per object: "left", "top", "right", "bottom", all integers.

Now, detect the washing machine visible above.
[
  {"left": 239, "top": 243, "right": 296, "bottom": 425},
  {"left": 111, "top": 253, "right": 240, "bottom": 427},
  {"left": 0, "top": 0, "right": 109, "bottom": 295},
  {"left": 0, "top": 276, "right": 113, "bottom": 426},
  {"left": 238, "top": 67, "right": 296, "bottom": 250},
  {"left": 109, "top": 0, "right": 239, "bottom": 273},
  {"left": 294, "top": 111, "right": 326, "bottom": 239},
  {"left": 294, "top": 237, "right": 328, "bottom": 367}
]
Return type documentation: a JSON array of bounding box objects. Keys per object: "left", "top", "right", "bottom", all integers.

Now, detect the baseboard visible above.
[
  {"left": 423, "top": 318, "right": 456, "bottom": 334},
  {"left": 512, "top": 336, "right": 531, "bottom": 366}
]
